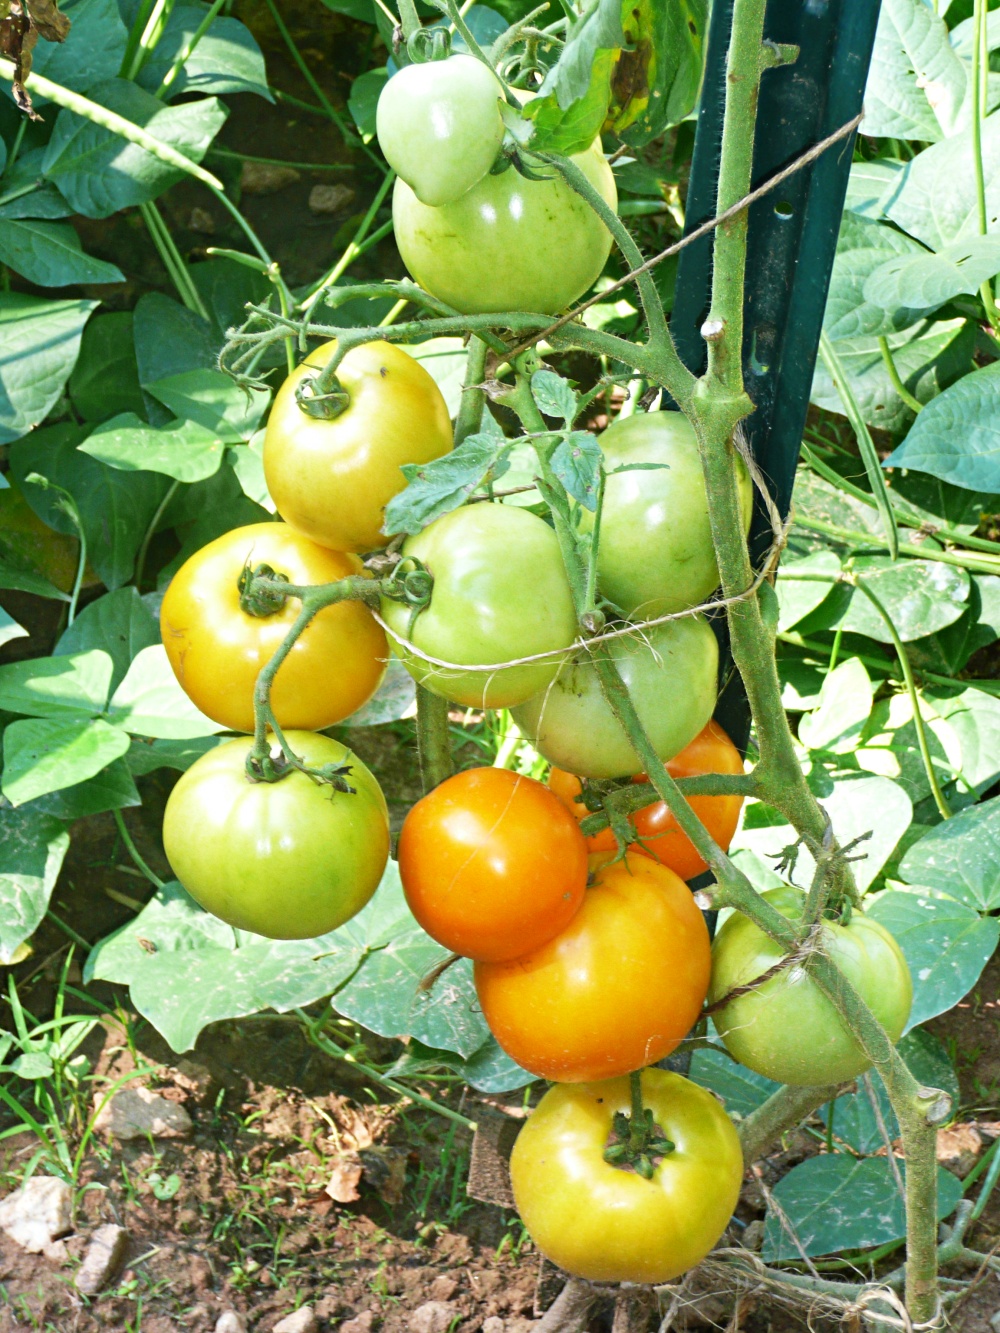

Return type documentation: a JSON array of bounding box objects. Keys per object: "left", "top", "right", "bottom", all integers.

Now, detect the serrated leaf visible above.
[
  {"left": 524, "top": 47, "right": 618, "bottom": 156},
  {"left": 2, "top": 716, "right": 131, "bottom": 807},
  {"left": 105, "top": 645, "right": 225, "bottom": 739},
  {"left": 550, "top": 430, "right": 601, "bottom": 510},
  {"left": 531, "top": 369, "right": 578, "bottom": 424},
  {"left": 80, "top": 413, "right": 227, "bottom": 483},
  {"left": 382, "top": 433, "right": 510, "bottom": 536},
  {"left": 898, "top": 794, "right": 1000, "bottom": 910},
  {"left": 0, "top": 806, "right": 70, "bottom": 964}
]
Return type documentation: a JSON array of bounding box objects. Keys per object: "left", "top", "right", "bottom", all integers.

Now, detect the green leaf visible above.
[
  {"left": 348, "top": 67, "right": 387, "bottom": 142},
  {"left": 843, "top": 160, "right": 904, "bottom": 221},
  {"left": 2, "top": 716, "right": 131, "bottom": 807},
  {"left": 0, "top": 608, "right": 27, "bottom": 649},
  {"left": 884, "top": 362, "right": 1000, "bottom": 492},
  {"left": 55, "top": 587, "right": 160, "bottom": 695},
  {"left": 531, "top": 370, "right": 578, "bottom": 425},
  {"left": 143, "top": 369, "right": 270, "bottom": 443},
  {"left": 866, "top": 886, "right": 1000, "bottom": 1026},
  {"left": 863, "top": 0, "right": 969, "bottom": 142},
  {"left": 133, "top": 293, "right": 218, "bottom": 396},
  {"left": 389, "top": 1037, "right": 534, "bottom": 1094},
  {"left": 43, "top": 80, "right": 227, "bottom": 219},
  {"left": 931, "top": 686, "right": 1000, "bottom": 795},
  {"left": 68, "top": 312, "right": 146, "bottom": 423},
  {"left": 125, "top": 736, "right": 225, "bottom": 776},
  {"left": 863, "top": 235, "right": 1000, "bottom": 316},
  {"left": 836, "top": 556, "right": 970, "bottom": 643},
  {"left": 228, "top": 437, "right": 274, "bottom": 512},
  {"left": 29, "top": 0, "right": 128, "bottom": 94},
  {"left": 341, "top": 659, "right": 416, "bottom": 727},
  {"left": 550, "top": 430, "right": 601, "bottom": 511},
  {"left": 11, "top": 1052, "right": 55, "bottom": 1080},
  {"left": 856, "top": 691, "right": 962, "bottom": 808},
  {"left": 105, "top": 645, "right": 225, "bottom": 739},
  {"left": 688, "top": 1046, "right": 781, "bottom": 1117},
  {"left": 383, "top": 433, "right": 510, "bottom": 536},
  {"left": 0, "top": 294, "right": 97, "bottom": 445},
  {"left": 0, "top": 650, "right": 112, "bottom": 718},
  {"left": 762, "top": 1155, "right": 963, "bottom": 1260},
  {"left": 798, "top": 657, "right": 873, "bottom": 754},
  {"left": 80, "top": 413, "right": 228, "bottom": 483},
  {"left": 0, "top": 219, "right": 124, "bottom": 288},
  {"left": 135, "top": 12, "right": 273, "bottom": 101},
  {"left": 610, "top": 0, "right": 707, "bottom": 144},
  {"left": 524, "top": 47, "right": 618, "bottom": 155},
  {"left": 898, "top": 794, "right": 1000, "bottom": 909},
  {"left": 0, "top": 552, "right": 69, "bottom": 602},
  {"left": 0, "top": 806, "right": 70, "bottom": 964},
  {"left": 23, "top": 758, "right": 140, "bottom": 820},
  {"left": 407, "top": 338, "right": 469, "bottom": 418},
  {"left": 776, "top": 550, "right": 841, "bottom": 630},
  {"left": 0, "top": 150, "right": 75, "bottom": 221}
]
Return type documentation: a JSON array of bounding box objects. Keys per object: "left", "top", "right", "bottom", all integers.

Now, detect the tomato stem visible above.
[{"left": 602, "top": 1069, "right": 675, "bottom": 1178}]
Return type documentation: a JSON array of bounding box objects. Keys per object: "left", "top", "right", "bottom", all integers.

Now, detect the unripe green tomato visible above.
[
  {"left": 709, "top": 886, "right": 913, "bottom": 1086},
  {"left": 392, "top": 137, "right": 617, "bottom": 314},
  {"left": 381, "top": 503, "right": 578, "bottom": 708},
  {"left": 511, "top": 616, "right": 718, "bottom": 778},
  {"left": 162, "top": 733, "right": 390, "bottom": 940},
  {"left": 580, "top": 410, "right": 753, "bottom": 619},
  {"left": 510, "top": 1069, "right": 744, "bottom": 1284},
  {"left": 376, "top": 54, "right": 505, "bottom": 206}
]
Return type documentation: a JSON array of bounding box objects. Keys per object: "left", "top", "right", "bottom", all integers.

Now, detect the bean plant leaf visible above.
[
  {"left": 340, "top": 659, "right": 416, "bottom": 727},
  {"left": 798, "top": 657, "right": 873, "bottom": 754},
  {"left": 403, "top": 338, "right": 469, "bottom": 418},
  {"left": 348, "top": 67, "right": 387, "bottom": 142},
  {"left": 836, "top": 556, "right": 970, "bottom": 643},
  {"left": 550, "top": 431, "right": 602, "bottom": 510},
  {"left": 0, "top": 807, "right": 70, "bottom": 964},
  {"left": 930, "top": 688, "right": 1000, "bottom": 795},
  {"left": 143, "top": 369, "right": 270, "bottom": 442},
  {"left": 390, "top": 1037, "right": 534, "bottom": 1094},
  {"left": 883, "top": 362, "right": 1000, "bottom": 492},
  {"left": 125, "top": 736, "right": 224, "bottom": 776},
  {"left": 843, "top": 160, "right": 904, "bottom": 220},
  {"left": 866, "top": 886, "right": 1000, "bottom": 1026},
  {"left": 28, "top": 0, "right": 127, "bottom": 94},
  {"left": 0, "top": 608, "right": 28, "bottom": 648},
  {"left": 68, "top": 312, "right": 146, "bottom": 423},
  {"left": 133, "top": 293, "right": 219, "bottom": 392},
  {"left": 24, "top": 758, "right": 141, "bottom": 821},
  {"left": 54, "top": 587, "right": 160, "bottom": 695},
  {"left": 80, "top": 413, "right": 228, "bottom": 484},
  {"left": 688, "top": 1046, "right": 781, "bottom": 1118},
  {"left": 863, "top": 235, "right": 1000, "bottom": 316},
  {"left": 762, "top": 1155, "right": 963, "bottom": 1260},
  {"left": 0, "top": 219, "right": 125, "bottom": 288},
  {"left": 1, "top": 716, "right": 131, "bottom": 807},
  {"left": 862, "top": 0, "right": 969, "bottom": 143},
  {"left": 824, "top": 215, "right": 927, "bottom": 341},
  {"left": 775, "top": 551, "right": 841, "bottom": 630},
  {"left": 135, "top": 12, "right": 272, "bottom": 101},
  {"left": 104, "top": 645, "right": 225, "bottom": 739},
  {"left": 0, "top": 649, "right": 112, "bottom": 718},
  {"left": 382, "top": 432, "right": 511, "bottom": 536},
  {"left": 0, "top": 294, "right": 97, "bottom": 445},
  {"left": 898, "top": 795, "right": 1000, "bottom": 910}
]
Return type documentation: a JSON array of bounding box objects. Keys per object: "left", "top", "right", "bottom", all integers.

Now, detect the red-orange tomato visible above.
[
  {"left": 548, "top": 720, "right": 745, "bottom": 881},
  {"left": 474, "top": 853, "right": 711, "bottom": 1082},
  {"left": 398, "top": 767, "right": 587, "bottom": 962}
]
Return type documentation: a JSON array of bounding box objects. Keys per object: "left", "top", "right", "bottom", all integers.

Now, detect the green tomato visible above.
[
  {"left": 709, "top": 886, "right": 913, "bottom": 1086},
  {"left": 162, "top": 733, "right": 390, "bottom": 940},
  {"left": 510, "top": 1069, "right": 744, "bottom": 1284},
  {"left": 376, "top": 55, "right": 505, "bottom": 207},
  {"left": 581, "top": 410, "right": 753, "bottom": 619},
  {"left": 392, "top": 137, "right": 617, "bottom": 314},
  {"left": 512, "top": 616, "right": 718, "bottom": 778},
  {"left": 381, "top": 503, "right": 578, "bottom": 708}
]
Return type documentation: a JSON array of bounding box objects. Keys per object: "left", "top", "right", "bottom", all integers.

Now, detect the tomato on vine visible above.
[
  {"left": 263, "top": 340, "right": 453, "bottom": 555},
  {"left": 398, "top": 766, "right": 587, "bottom": 961},
  {"left": 161, "top": 523, "right": 387, "bottom": 734},
  {"left": 475, "top": 852, "right": 711, "bottom": 1082},
  {"left": 162, "top": 733, "right": 390, "bottom": 940},
  {"left": 376, "top": 54, "right": 505, "bottom": 206},
  {"left": 510, "top": 1069, "right": 744, "bottom": 1283},
  {"left": 709, "top": 885, "right": 913, "bottom": 1085}
]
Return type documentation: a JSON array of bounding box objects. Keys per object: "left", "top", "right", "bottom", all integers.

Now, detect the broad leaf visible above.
[
  {"left": 824, "top": 215, "right": 927, "bottom": 341},
  {"left": 69, "top": 312, "right": 145, "bottom": 423},
  {"left": 775, "top": 551, "right": 841, "bottom": 630},
  {"left": 0, "top": 807, "right": 70, "bottom": 964},
  {"left": 105, "top": 646, "right": 225, "bottom": 739},
  {"left": 898, "top": 795, "right": 1000, "bottom": 910},
  {"left": 125, "top": 736, "right": 224, "bottom": 775},
  {"left": 522, "top": 0, "right": 622, "bottom": 155},
  {"left": 2, "top": 716, "right": 131, "bottom": 807},
  {"left": 0, "top": 649, "right": 112, "bottom": 718},
  {"left": 133, "top": 293, "right": 219, "bottom": 392},
  {"left": 143, "top": 369, "right": 270, "bottom": 442},
  {"left": 29, "top": 0, "right": 128, "bottom": 93},
  {"left": 931, "top": 687, "right": 1000, "bottom": 795},
  {"left": 884, "top": 363, "right": 1000, "bottom": 492},
  {"left": 136, "top": 12, "right": 272, "bottom": 101},
  {"left": 843, "top": 160, "right": 904, "bottom": 221},
  {"left": 863, "top": 235, "right": 1000, "bottom": 316},
  {"left": 0, "top": 608, "right": 27, "bottom": 649},
  {"left": 0, "top": 295, "right": 97, "bottom": 445},
  {"left": 688, "top": 1046, "right": 780, "bottom": 1118},
  {"left": 0, "top": 219, "right": 124, "bottom": 288},
  {"left": 798, "top": 657, "right": 873, "bottom": 754},
  {"left": 341, "top": 659, "right": 416, "bottom": 727},
  {"left": 80, "top": 413, "right": 228, "bottom": 483},
  {"left": 25, "top": 758, "right": 140, "bottom": 820},
  {"left": 834, "top": 555, "right": 970, "bottom": 643},
  {"left": 348, "top": 67, "right": 387, "bottom": 142},
  {"left": 55, "top": 587, "right": 160, "bottom": 695},
  {"left": 390, "top": 1038, "right": 534, "bottom": 1094},
  {"left": 863, "top": 0, "right": 969, "bottom": 142}
]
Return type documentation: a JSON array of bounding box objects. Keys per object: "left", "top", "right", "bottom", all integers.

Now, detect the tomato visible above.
[
  {"left": 709, "top": 886, "right": 913, "bottom": 1086},
  {"left": 580, "top": 410, "right": 753, "bottom": 619},
  {"left": 512, "top": 616, "right": 718, "bottom": 779},
  {"left": 475, "top": 853, "right": 711, "bottom": 1081},
  {"left": 162, "top": 732, "right": 390, "bottom": 939},
  {"left": 392, "top": 137, "right": 617, "bottom": 314},
  {"left": 549, "top": 720, "right": 745, "bottom": 880},
  {"left": 263, "top": 341, "right": 453, "bottom": 554},
  {"left": 398, "top": 766, "right": 587, "bottom": 961},
  {"left": 161, "top": 523, "right": 387, "bottom": 734},
  {"left": 510, "top": 1069, "right": 743, "bottom": 1283},
  {"left": 376, "top": 55, "right": 505, "bottom": 206},
  {"left": 380, "top": 503, "right": 577, "bottom": 708}
]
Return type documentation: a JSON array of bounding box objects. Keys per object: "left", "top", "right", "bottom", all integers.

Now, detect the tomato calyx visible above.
[
  {"left": 246, "top": 744, "right": 358, "bottom": 794},
  {"left": 603, "top": 1073, "right": 676, "bottom": 1180},
  {"left": 294, "top": 372, "right": 351, "bottom": 422},
  {"left": 405, "top": 25, "right": 451, "bottom": 64},
  {"left": 238, "top": 561, "right": 291, "bottom": 618}
]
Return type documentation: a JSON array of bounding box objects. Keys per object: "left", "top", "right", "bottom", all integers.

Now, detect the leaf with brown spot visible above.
[
  {"left": 1, "top": 0, "right": 69, "bottom": 119},
  {"left": 606, "top": 0, "right": 707, "bottom": 145}
]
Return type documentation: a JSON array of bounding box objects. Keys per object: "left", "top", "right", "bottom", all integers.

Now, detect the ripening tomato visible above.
[
  {"left": 709, "top": 886, "right": 913, "bottom": 1086},
  {"left": 162, "top": 732, "right": 390, "bottom": 939},
  {"left": 263, "top": 340, "right": 453, "bottom": 554},
  {"left": 380, "top": 503, "right": 578, "bottom": 708},
  {"left": 548, "top": 720, "right": 745, "bottom": 881},
  {"left": 161, "top": 523, "right": 387, "bottom": 734},
  {"left": 397, "top": 766, "right": 587, "bottom": 961},
  {"left": 510, "top": 1069, "right": 744, "bottom": 1283},
  {"left": 475, "top": 853, "right": 711, "bottom": 1081},
  {"left": 512, "top": 616, "right": 718, "bottom": 778}
]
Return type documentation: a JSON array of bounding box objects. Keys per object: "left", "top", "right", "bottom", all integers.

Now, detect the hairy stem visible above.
[
  {"left": 454, "top": 336, "right": 489, "bottom": 445},
  {"left": 415, "top": 687, "right": 454, "bottom": 793},
  {"left": 737, "top": 1082, "right": 843, "bottom": 1166}
]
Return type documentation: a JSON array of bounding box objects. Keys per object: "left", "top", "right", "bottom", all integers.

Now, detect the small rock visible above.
[
  {"left": 0, "top": 1175, "right": 72, "bottom": 1259},
  {"left": 214, "top": 1314, "right": 247, "bottom": 1333},
  {"left": 429, "top": 1274, "right": 458, "bottom": 1302},
  {"left": 188, "top": 208, "right": 215, "bottom": 235},
  {"left": 241, "top": 161, "right": 301, "bottom": 195},
  {"left": 411, "top": 1302, "right": 460, "bottom": 1333},
  {"left": 274, "top": 1309, "right": 318, "bottom": 1333},
  {"left": 741, "top": 1219, "right": 765, "bottom": 1251},
  {"left": 989, "top": 1311, "right": 1000, "bottom": 1332},
  {"left": 75, "top": 1223, "right": 128, "bottom": 1295},
  {"left": 308, "top": 184, "right": 355, "bottom": 215},
  {"left": 482, "top": 1320, "right": 506, "bottom": 1333},
  {"left": 325, "top": 1153, "right": 363, "bottom": 1204},
  {"left": 94, "top": 1087, "right": 193, "bottom": 1140},
  {"left": 937, "top": 1122, "right": 983, "bottom": 1178},
  {"left": 338, "top": 1314, "right": 375, "bottom": 1333}
]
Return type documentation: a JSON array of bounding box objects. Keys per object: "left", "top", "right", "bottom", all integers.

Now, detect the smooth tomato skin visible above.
[
  {"left": 510, "top": 1069, "right": 744, "bottom": 1284},
  {"left": 397, "top": 766, "right": 587, "bottom": 961},
  {"left": 709, "top": 886, "right": 913, "bottom": 1086},
  {"left": 381, "top": 503, "right": 577, "bottom": 709},
  {"left": 376, "top": 55, "right": 504, "bottom": 206},
  {"left": 392, "top": 137, "right": 617, "bottom": 314},
  {"left": 475, "top": 853, "right": 711, "bottom": 1082},
  {"left": 161, "top": 524, "right": 387, "bottom": 734},
  {"left": 548, "top": 720, "right": 745, "bottom": 880},
  {"left": 263, "top": 340, "right": 452, "bottom": 554},
  {"left": 512, "top": 616, "right": 718, "bottom": 778},
  {"left": 162, "top": 732, "right": 390, "bottom": 939},
  {"left": 580, "top": 410, "right": 754, "bottom": 618}
]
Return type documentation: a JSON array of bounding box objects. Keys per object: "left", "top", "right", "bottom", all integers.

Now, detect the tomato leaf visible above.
[
  {"left": 531, "top": 369, "right": 578, "bottom": 425},
  {"left": 0, "top": 806, "right": 69, "bottom": 965},
  {"left": 382, "top": 431, "right": 511, "bottom": 536},
  {"left": 607, "top": 0, "right": 708, "bottom": 146}
]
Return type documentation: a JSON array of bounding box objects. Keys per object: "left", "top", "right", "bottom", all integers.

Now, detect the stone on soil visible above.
[
  {"left": 94, "top": 1086, "right": 193, "bottom": 1140},
  {"left": 411, "top": 1301, "right": 461, "bottom": 1333},
  {"left": 273, "top": 1308, "right": 318, "bottom": 1333},
  {"left": 75, "top": 1223, "right": 128, "bottom": 1294},
  {"left": 0, "top": 1175, "right": 72, "bottom": 1259}
]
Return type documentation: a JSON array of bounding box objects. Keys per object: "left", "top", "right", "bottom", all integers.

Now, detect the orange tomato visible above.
[
  {"left": 548, "top": 720, "right": 745, "bottom": 880},
  {"left": 161, "top": 523, "right": 387, "bottom": 734},
  {"left": 475, "top": 853, "right": 711, "bottom": 1081},
  {"left": 398, "top": 766, "right": 587, "bottom": 962}
]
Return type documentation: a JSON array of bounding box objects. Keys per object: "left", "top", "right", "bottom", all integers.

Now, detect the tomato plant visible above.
[
  {"left": 475, "top": 853, "right": 711, "bottom": 1082},
  {"left": 709, "top": 886, "right": 913, "bottom": 1085},
  {"left": 161, "top": 523, "right": 387, "bottom": 734},
  {"left": 510, "top": 1069, "right": 744, "bottom": 1283},
  {"left": 162, "top": 733, "right": 390, "bottom": 940},
  {"left": 263, "top": 340, "right": 453, "bottom": 554},
  {"left": 397, "top": 766, "right": 587, "bottom": 960}
]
